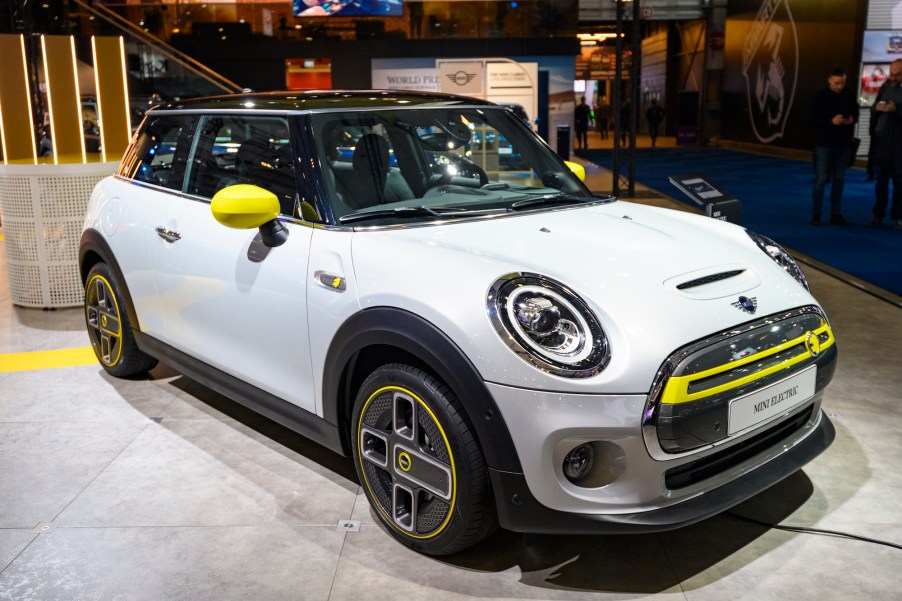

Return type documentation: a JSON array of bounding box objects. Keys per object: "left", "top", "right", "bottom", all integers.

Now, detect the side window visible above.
[
  {"left": 119, "top": 115, "right": 193, "bottom": 190},
  {"left": 184, "top": 115, "right": 299, "bottom": 216}
]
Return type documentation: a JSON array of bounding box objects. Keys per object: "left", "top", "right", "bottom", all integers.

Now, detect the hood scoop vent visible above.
[{"left": 676, "top": 269, "right": 746, "bottom": 291}]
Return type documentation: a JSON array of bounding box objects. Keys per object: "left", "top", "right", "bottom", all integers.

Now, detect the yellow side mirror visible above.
[
  {"left": 211, "top": 184, "right": 280, "bottom": 229},
  {"left": 564, "top": 160, "right": 586, "bottom": 182}
]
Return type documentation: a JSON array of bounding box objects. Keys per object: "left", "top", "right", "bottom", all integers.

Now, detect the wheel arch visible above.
[
  {"left": 79, "top": 229, "right": 141, "bottom": 333},
  {"left": 322, "top": 307, "right": 522, "bottom": 473}
]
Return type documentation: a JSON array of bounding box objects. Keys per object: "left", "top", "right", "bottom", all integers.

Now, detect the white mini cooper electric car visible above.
[{"left": 80, "top": 91, "right": 836, "bottom": 556}]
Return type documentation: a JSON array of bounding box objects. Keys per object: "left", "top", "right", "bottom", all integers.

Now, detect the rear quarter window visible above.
[{"left": 119, "top": 114, "right": 194, "bottom": 191}]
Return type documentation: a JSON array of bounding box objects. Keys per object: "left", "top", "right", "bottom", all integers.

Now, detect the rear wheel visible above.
[
  {"left": 84, "top": 263, "right": 158, "bottom": 378},
  {"left": 352, "top": 363, "right": 497, "bottom": 555}
]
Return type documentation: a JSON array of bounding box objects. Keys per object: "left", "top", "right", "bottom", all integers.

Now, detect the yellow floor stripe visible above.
[{"left": 0, "top": 346, "right": 98, "bottom": 373}]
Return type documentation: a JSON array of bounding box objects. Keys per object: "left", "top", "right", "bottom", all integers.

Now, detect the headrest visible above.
[{"left": 352, "top": 133, "right": 390, "bottom": 177}]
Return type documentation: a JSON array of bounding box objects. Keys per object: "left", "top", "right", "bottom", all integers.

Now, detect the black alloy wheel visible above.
[
  {"left": 84, "top": 263, "right": 158, "bottom": 378},
  {"left": 352, "top": 363, "right": 496, "bottom": 555}
]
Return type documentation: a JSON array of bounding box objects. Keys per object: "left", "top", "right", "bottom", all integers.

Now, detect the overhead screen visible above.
[{"left": 293, "top": 0, "right": 403, "bottom": 17}]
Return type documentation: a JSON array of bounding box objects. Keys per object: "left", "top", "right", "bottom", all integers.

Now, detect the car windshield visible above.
[{"left": 311, "top": 106, "right": 600, "bottom": 226}]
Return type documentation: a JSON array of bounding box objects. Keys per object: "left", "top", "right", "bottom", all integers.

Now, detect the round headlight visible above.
[
  {"left": 488, "top": 273, "right": 610, "bottom": 378},
  {"left": 747, "top": 231, "right": 810, "bottom": 291}
]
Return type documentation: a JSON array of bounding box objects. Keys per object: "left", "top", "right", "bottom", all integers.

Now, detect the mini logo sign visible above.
[
  {"left": 742, "top": 0, "right": 798, "bottom": 143},
  {"left": 397, "top": 451, "right": 412, "bottom": 472},
  {"left": 447, "top": 71, "right": 477, "bottom": 86},
  {"left": 732, "top": 296, "right": 758, "bottom": 314},
  {"left": 805, "top": 331, "right": 821, "bottom": 357}
]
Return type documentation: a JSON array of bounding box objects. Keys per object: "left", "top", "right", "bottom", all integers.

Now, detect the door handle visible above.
[
  {"left": 155, "top": 226, "right": 182, "bottom": 243},
  {"left": 314, "top": 270, "right": 346, "bottom": 292}
]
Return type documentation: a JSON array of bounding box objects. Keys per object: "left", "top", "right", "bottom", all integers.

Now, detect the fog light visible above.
[{"left": 563, "top": 444, "right": 594, "bottom": 483}]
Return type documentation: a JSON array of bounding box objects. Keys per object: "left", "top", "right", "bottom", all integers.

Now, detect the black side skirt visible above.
[{"left": 136, "top": 332, "right": 345, "bottom": 456}]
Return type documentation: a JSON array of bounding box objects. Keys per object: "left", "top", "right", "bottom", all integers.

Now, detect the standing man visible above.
[
  {"left": 870, "top": 59, "right": 902, "bottom": 230},
  {"left": 574, "top": 97, "right": 591, "bottom": 150},
  {"left": 645, "top": 98, "right": 665, "bottom": 147},
  {"left": 618, "top": 100, "right": 631, "bottom": 146},
  {"left": 810, "top": 66, "right": 859, "bottom": 226},
  {"left": 594, "top": 99, "right": 609, "bottom": 140}
]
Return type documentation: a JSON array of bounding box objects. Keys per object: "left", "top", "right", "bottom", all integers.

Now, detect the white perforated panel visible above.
[
  {"left": 38, "top": 175, "right": 102, "bottom": 218},
  {"left": 0, "top": 163, "right": 116, "bottom": 308},
  {"left": 0, "top": 220, "right": 39, "bottom": 263},
  {"left": 0, "top": 176, "right": 34, "bottom": 219}
]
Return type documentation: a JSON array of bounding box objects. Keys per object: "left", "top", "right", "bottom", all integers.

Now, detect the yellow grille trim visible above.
[{"left": 661, "top": 324, "right": 834, "bottom": 405}]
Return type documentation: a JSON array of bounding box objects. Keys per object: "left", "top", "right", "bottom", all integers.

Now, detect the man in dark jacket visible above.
[
  {"left": 574, "top": 97, "right": 591, "bottom": 149},
  {"left": 810, "top": 67, "right": 859, "bottom": 225},
  {"left": 870, "top": 59, "right": 902, "bottom": 229},
  {"left": 645, "top": 98, "right": 665, "bottom": 147}
]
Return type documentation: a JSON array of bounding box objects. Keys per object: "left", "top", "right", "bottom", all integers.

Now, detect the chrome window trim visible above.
[
  {"left": 113, "top": 174, "right": 614, "bottom": 231},
  {"left": 346, "top": 199, "right": 618, "bottom": 232},
  {"left": 110, "top": 174, "right": 319, "bottom": 228},
  {"left": 143, "top": 104, "right": 505, "bottom": 118}
]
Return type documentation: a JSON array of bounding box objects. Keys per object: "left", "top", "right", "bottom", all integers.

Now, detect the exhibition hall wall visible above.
[{"left": 721, "top": 0, "right": 866, "bottom": 150}]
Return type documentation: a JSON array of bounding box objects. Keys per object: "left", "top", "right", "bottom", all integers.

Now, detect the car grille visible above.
[
  {"left": 643, "top": 306, "right": 836, "bottom": 457},
  {"left": 663, "top": 405, "right": 813, "bottom": 489}
]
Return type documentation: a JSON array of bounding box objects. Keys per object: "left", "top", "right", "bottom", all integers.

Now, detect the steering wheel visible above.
[
  {"left": 427, "top": 161, "right": 489, "bottom": 189},
  {"left": 470, "top": 163, "right": 489, "bottom": 187}
]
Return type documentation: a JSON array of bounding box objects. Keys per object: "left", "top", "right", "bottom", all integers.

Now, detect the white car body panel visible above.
[
  {"left": 85, "top": 180, "right": 166, "bottom": 337},
  {"left": 307, "top": 228, "right": 360, "bottom": 417},
  {"left": 88, "top": 179, "right": 317, "bottom": 412},
  {"left": 350, "top": 201, "right": 816, "bottom": 393}
]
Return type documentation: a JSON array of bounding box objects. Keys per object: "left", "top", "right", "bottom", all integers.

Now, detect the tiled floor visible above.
[{"left": 1, "top": 204, "right": 900, "bottom": 600}]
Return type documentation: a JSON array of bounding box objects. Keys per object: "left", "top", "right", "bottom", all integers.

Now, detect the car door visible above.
[
  {"left": 111, "top": 113, "right": 197, "bottom": 338},
  {"left": 148, "top": 113, "right": 317, "bottom": 412}
]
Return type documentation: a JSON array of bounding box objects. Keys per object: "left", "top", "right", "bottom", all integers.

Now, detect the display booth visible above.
[{"left": 0, "top": 34, "right": 129, "bottom": 308}]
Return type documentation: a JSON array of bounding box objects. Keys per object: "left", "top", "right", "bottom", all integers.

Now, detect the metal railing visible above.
[{"left": 70, "top": 0, "right": 243, "bottom": 99}]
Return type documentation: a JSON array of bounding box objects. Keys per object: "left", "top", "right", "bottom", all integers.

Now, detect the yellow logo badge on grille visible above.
[{"left": 805, "top": 332, "right": 821, "bottom": 357}]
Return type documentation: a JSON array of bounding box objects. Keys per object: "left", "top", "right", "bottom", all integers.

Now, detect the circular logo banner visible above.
[{"left": 742, "top": 0, "right": 799, "bottom": 143}]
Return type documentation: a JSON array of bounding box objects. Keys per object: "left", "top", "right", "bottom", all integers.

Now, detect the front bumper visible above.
[
  {"left": 490, "top": 411, "right": 834, "bottom": 534},
  {"left": 484, "top": 305, "right": 837, "bottom": 531}
]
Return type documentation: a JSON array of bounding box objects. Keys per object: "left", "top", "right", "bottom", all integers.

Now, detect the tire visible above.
[
  {"left": 84, "top": 263, "right": 158, "bottom": 378},
  {"left": 352, "top": 363, "right": 497, "bottom": 555}
]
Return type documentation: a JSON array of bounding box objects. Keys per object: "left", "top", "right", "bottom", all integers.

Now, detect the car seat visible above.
[{"left": 337, "top": 133, "right": 414, "bottom": 209}]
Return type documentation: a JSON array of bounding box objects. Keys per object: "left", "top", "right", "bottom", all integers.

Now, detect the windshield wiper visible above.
[
  {"left": 339, "top": 205, "right": 473, "bottom": 224},
  {"left": 509, "top": 193, "right": 596, "bottom": 210}
]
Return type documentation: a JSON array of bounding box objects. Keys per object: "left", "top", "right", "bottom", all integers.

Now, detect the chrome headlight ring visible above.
[
  {"left": 747, "top": 231, "right": 810, "bottom": 292},
  {"left": 487, "top": 273, "right": 610, "bottom": 378}
]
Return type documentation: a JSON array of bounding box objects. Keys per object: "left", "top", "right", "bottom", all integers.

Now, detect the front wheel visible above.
[
  {"left": 352, "top": 364, "right": 496, "bottom": 555},
  {"left": 84, "top": 262, "right": 158, "bottom": 378}
]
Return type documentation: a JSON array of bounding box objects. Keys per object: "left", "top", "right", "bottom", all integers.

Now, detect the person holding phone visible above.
[
  {"left": 810, "top": 66, "right": 859, "bottom": 226},
  {"left": 870, "top": 59, "right": 902, "bottom": 230}
]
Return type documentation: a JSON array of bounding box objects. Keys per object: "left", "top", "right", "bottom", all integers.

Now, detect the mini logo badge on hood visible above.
[{"left": 732, "top": 296, "right": 758, "bottom": 314}]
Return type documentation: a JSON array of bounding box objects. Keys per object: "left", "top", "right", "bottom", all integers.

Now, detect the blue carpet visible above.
[{"left": 577, "top": 147, "right": 902, "bottom": 297}]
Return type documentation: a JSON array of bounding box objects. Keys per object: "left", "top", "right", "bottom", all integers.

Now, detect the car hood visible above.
[{"left": 350, "top": 201, "right": 817, "bottom": 392}]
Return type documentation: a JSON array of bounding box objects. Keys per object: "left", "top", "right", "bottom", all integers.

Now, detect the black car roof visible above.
[{"left": 156, "top": 90, "right": 498, "bottom": 112}]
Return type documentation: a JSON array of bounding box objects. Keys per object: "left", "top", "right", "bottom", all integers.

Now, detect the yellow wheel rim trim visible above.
[
  {"left": 357, "top": 384, "right": 458, "bottom": 540},
  {"left": 86, "top": 274, "right": 124, "bottom": 367}
]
